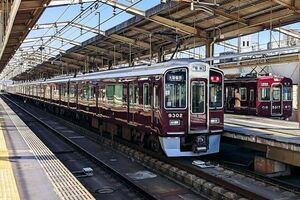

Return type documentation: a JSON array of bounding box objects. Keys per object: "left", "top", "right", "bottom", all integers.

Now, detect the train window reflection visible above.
[
  {"left": 272, "top": 87, "right": 281, "bottom": 101},
  {"left": 192, "top": 82, "right": 205, "bottom": 113},
  {"left": 165, "top": 68, "right": 187, "bottom": 109},
  {"left": 259, "top": 88, "right": 270, "bottom": 101},
  {"left": 283, "top": 87, "right": 292, "bottom": 101}
]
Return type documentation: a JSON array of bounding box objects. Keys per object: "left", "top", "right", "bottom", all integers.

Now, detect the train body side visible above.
[
  {"left": 8, "top": 60, "right": 224, "bottom": 157},
  {"left": 224, "top": 75, "right": 293, "bottom": 119}
]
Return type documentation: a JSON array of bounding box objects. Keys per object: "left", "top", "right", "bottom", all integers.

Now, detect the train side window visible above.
[
  {"left": 129, "top": 84, "right": 133, "bottom": 104},
  {"left": 135, "top": 85, "right": 139, "bottom": 105},
  {"left": 143, "top": 83, "right": 150, "bottom": 110},
  {"left": 81, "top": 84, "right": 89, "bottom": 101},
  {"left": 105, "top": 84, "right": 123, "bottom": 105},
  {"left": 114, "top": 84, "right": 123, "bottom": 105},
  {"left": 259, "top": 88, "right": 270, "bottom": 101},
  {"left": 250, "top": 89, "right": 254, "bottom": 101},
  {"left": 129, "top": 84, "right": 136, "bottom": 105},
  {"left": 283, "top": 86, "right": 292, "bottom": 101},
  {"left": 99, "top": 84, "right": 105, "bottom": 103},
  {"left": 154, "top": 85, "right": 159, "bottom": 108},
  {"left": 69, "top": 84, "right": 75, "bottom": 98},
  {"left": 64, "top": 83, "right": 68, "bottom": 99},
  {"left": 106, "top": 85, "right": 115, "bottom": 101},
  {"left": 89, "top": 85, "right": 93, "bottom": 100},
  {"left": 239, "top": 88, "right": 247, "bottom": 101}
]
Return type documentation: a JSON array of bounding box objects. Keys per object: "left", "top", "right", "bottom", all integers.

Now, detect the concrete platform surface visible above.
[
  {"left": 224, "top": 114, "right": 300, "bottom": 144},
  {"left": 0, "top": 97, "right": 95, "bottom": 200},
  {"left": 224, "top": 114, "right": 300, "bottom": 167}
]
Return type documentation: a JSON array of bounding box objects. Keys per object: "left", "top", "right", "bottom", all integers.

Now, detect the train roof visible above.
[{"left": 23, "top": 59, "right": 221, "bottom": 85}]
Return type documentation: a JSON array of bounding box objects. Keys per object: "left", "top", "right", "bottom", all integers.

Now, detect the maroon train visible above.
[
  {"left": 224, "top": 74, "right": 293, "bottom": 119},
  {"left": 9, "top": 59, "right": 224, "bottom": 157}
]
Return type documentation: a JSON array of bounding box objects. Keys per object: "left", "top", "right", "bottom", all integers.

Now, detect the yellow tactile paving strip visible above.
[
  {"left": 0, "top": 125, "right": 20, "bottom": 200},
  {"left": 0, "top": 98, "right": 95, "bottom": 200}
]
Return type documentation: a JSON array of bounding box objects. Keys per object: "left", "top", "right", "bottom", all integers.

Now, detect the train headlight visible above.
[
  {"left": 284, "top": 105, "right": 291, "bottom": 110},
  {"left": 210, "top": 118, "right": 220, "bottom": 124},
  {"left": 262, "top": 106, "right": 269, "bottom": 110},
  {"left": 169, "top": 119, "right": 180, "bottom": 126}
]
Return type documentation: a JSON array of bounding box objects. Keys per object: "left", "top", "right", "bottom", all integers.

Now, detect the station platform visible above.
[
  {"left": 0, "top": 97, "right": 95, "bottom": 200},
  {"left": 224, "top": 114, "right": 300, "bottom": 167}
]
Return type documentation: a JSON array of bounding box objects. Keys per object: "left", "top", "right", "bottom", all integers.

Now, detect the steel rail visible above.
[{"left": 218, "top": 160, "right": 300, "bottom": 195}]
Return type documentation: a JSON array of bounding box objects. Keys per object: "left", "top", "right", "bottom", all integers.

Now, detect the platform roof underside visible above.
[
  {"left": 0, "top": 0, "right": 52, "bottom": 75},
  {"left": 12, "top": 0, "right": 300, "bottom": 81}
]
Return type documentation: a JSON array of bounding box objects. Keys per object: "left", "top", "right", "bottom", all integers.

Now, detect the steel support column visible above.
[{"left": 205, "top": 41, "right": 214, "bottom": 65}]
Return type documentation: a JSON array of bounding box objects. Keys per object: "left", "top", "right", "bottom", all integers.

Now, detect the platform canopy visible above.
[
  {"left": 3, "top": 0, "right": 300, "bottom": 81},
  {"left": 0, "top": 0, "right": 52, "bottom": 75}
]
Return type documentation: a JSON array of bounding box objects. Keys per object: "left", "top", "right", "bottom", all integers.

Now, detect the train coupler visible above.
[{"left": 192, "top": 136, "right": 208, "bottom": 153}]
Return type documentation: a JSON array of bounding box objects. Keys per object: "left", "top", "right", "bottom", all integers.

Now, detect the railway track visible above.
[
  {"left": 4, "top": 94, "right": 300, "bottom": 200},
  {"left": 1, "top": 94, "right": 162, "bottom": 200},
  {"left": 218, "top": 159, "right": 300, "bottom": 194}
]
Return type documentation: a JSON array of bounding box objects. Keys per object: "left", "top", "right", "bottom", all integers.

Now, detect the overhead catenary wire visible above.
[{"left": 14, "top": 0, "right": 145, "bottom": 76}]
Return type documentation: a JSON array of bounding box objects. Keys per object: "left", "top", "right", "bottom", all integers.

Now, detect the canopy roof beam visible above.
[
  {"left": 271, "top": 0, "right": 300, "bottom": 13},
  {"left": 215, "top": 8, "right": 295, "bottom": 40}
]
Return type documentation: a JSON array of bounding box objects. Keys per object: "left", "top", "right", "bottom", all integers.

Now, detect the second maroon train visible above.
[{"left": 224, "top": 74, "right": 293, "bottom": 119}]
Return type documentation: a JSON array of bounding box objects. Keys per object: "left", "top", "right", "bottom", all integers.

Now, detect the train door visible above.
[
  {"left": 271, "top": 83, "right": 283, "bottom": 116},
  {"left": 95, "top": 82, "right": 99, "bottom": 112},
  {"left": 190, "top": 79, "right": 207, "bottom": 132},
  {"left": 50, "top": 84, "right": 53, "bottom": 101},
  {"left": 225, "top": 86, "right": 235, "bottom": 111},
  {"left": 152, "top": 78, "right": 160, "bottom": 129},
  {"left": 128, "top": 82, "right": 134, "bottom": 122},
  {"left": 249, "top": 89, "right": 255, "bottom": 107},
  {"left": 282, "top": 80, "right": 292, "bottom": 118},
  {"left": 67, "top": 81, "right": 70, "bottom": 108},
  {"left": 75, "top": 83, "right": 79, "bottom": 109}
]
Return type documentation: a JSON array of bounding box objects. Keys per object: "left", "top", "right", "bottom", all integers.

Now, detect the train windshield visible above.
[
  {"left": 209, "top": 71, "right": 223, "bottom": 108},
  {"left": 259, "top": 88, "right": 270, "bottom": 101},
  {"left": 165, "top": 68, "right": 187, "bottom": 109},
  {"left": 283, "top": 86, "right": 292, "bottom": 101}
]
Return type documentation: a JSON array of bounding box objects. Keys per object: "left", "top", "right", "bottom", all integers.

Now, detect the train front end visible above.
[
  {"left": 257, "top": 76, "right": 292, "bottom": 119},
  {"left": 159, "top": 62, "right": 224, "bottom": 157}
]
